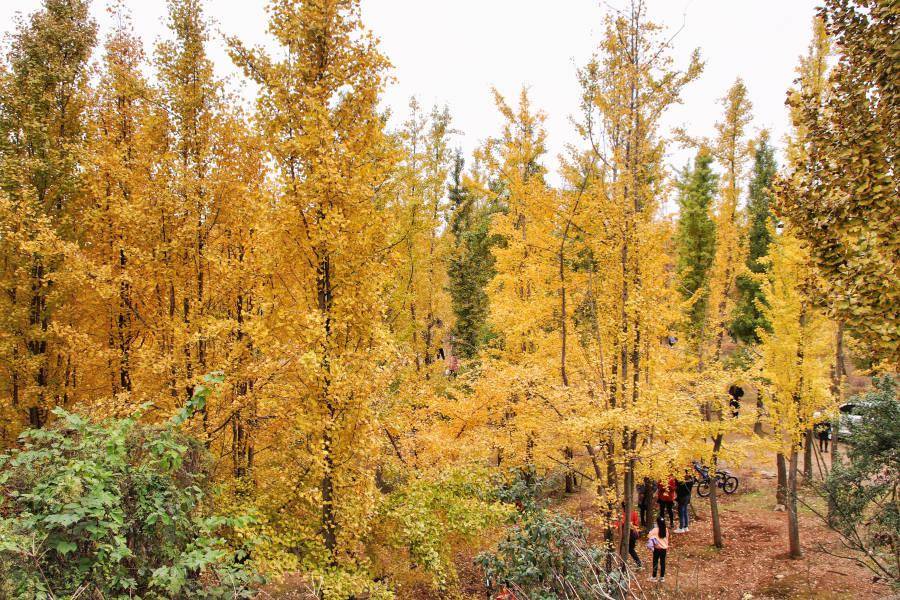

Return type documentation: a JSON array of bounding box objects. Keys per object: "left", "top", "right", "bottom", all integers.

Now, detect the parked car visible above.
[{"left": 837, "top": 401, "right": 870, "bottom": 440}]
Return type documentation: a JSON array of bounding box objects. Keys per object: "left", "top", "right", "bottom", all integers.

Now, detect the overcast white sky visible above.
[{"left": 1, "top": 0, "right": 820, "bottom": 188}]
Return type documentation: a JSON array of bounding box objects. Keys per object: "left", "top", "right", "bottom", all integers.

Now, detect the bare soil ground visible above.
[
  {"left": 554, "top": 446, "right": 896, "bottom": 600},
  {"left": 619, "top": 467, "right": 894, "bottom": 599}
]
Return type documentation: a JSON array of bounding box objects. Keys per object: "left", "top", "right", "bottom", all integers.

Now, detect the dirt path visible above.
[{"left": 600, "top": 461, "right": 894, "bottom": 599}]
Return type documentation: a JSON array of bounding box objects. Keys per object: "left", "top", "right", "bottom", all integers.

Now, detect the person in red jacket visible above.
[
  {"left": 657, "top": 476, "right": 676, "bottom": 528},
  {"left": 618, "top": 502, "right": 642, "bottom": 569}
]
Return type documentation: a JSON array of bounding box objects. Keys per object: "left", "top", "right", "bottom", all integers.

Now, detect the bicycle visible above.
[{"left": 692, "top": 461, "right": 739, "bottom": 497}]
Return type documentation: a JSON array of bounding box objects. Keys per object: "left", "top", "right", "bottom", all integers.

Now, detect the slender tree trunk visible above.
[
  {"left": 605, "top": 437, "right": 619, "bottom": 563},
  {"left": 564, "top": 446, "right": 575, "bottom": 493},
  {"left": 183, "top": 296, "right": 194, "bottom": 402},
  {"left": 558, "top": 240, "right": 569, "bottom": 385},
  {"left": 586, "top": 442, "right": 615, "bottom": 572},
  {"left": 831, "top": 321, "right": 845, "bottom": 463},
  {"left": 424, "top": 311, "right": 434, "bottom": 369},
  {"left": 321, "top": 425, "right": 337, "bottom": 556},
  {"left": 619, "top": 454, "right": 636, "bottom": 561},
  {"left": 803, "top": 428, "right": 814, "bottom": 482},
  {"left": 787, "top": 447, "right": 802, "bottom": 558},
  {"left": 776, "top": 452, "right": 787, "bottom": 506},
  {"left": 559, "top": 256, "right": 573, "bottom": 492},
  {"left": 27, "top": 259, "right": 49, "bottom": 428},
  {"left": 7, "top": 283, "right": 19, "bottom": 431},
  {"left": 118, "top": 247, "right": 132, "bottom": 392},
  {"left": 318, "top": 248, "right": 338, "bottom": 560},
  {"left": 709, "top": 433, "right": 724, "bottom": 548},
  {"left": 197, "top": 222, "right": 208, "bottom": 443},
  {"left": 232, "top": 291, "right": 247, "bottom": 479},
  {"left": 606, "top": 438, "right": 618, "bottom": 496},
  {"left": 11, "top": 344, "right": 19, "bottom": 413},
  {"left": 754, "top": 390, "right": 765, "bottom": 435},
  {"left": 410, "top": 302, "right": 420, "bottom": 372},
  {"left": 620, "top": 246, "right": 628, "bottom": 407},
  {"left": 785, "top": 303, "right": 809, "bottom": 557}
]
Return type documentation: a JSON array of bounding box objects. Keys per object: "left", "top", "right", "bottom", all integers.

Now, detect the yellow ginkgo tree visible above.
[
  {"left": 574, "top": 3, "right": 705, "bottom": 560},
  {"left": 679, "top": 79, "right": 757, "bottom": 549},
  {"left": 467, "top": 3, "right": 707, "bottom": 564},
  {"left": 473, "top": 88, "right": 567, "bottom": 477},
  {"left": 759, "top": 14, "right": 839, "bottom": 560},
  {"left": 756, "top": 224, "right": 834, "bottom": 559},
  {"left": 228, "top": 0, "right": 399, "bottom": 587}
]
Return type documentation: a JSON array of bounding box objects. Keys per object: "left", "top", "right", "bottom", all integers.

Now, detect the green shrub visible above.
[
  {"left": 493, "top": 467, "right": 561, "bottom": 513},
  {"left": 475, "top": 509, "right": 626, "bottom": 600},
  {"left": 816, "top": 376, "right": 898, "bottom": 587},
  {"left": 378, "top": 465, "right": 511, "bottom": 590},
  {"left": 0, "top": 380, "right": 260, "bottom": 599}
]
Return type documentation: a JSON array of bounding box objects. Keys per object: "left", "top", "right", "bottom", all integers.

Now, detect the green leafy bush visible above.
[
  {"left": 377, "top": 466, "right": 511, "bottom": 591},
  {"left": 816, "top": 376, "right": 899, "bottom": 587},
  {"left": 493, "top": 467, "right": 562, "bottom": 513},
  {"left": 475, "top": 509, "right": 626, "bottom": 600},
  {"left": 0, "top": 380, "right": 260, "bottom": 599}
]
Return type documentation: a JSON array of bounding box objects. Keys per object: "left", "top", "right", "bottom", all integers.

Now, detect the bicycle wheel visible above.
[
  {"left": 723, "top": 476, "right": 739, "bottom": 494},
  {"left": 697, "top": 480, "right": 710, "bottom": 497}
]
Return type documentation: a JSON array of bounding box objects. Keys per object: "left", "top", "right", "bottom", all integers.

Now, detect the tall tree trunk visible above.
[
  {"left": 831, "top": 321, "right": 845, "bottom": 463},
  {"left": 560, "top": 279, "right": 568, "bottom": 386},
  {"left": 118, "top": 247, "right": 132, "bottom": 393},
  {"left": 197, "top": 224, "right": 208, "bottom": 443},
  {"left": 318, "top": 248, "right": 338, "bottom": 560},
  {"left": 827, "top": 322, "right": 845, "bottom": 520},
  {"left": 787, "top": 447, "right": 802, "bottom": 558},
  {"left": 709, "top": 433, "right": 724, "bottom": 548},
  {"left": 560, "top": 260, "right": 572, "bottom": 492},
  {"left": 803, "top": 428, "right": 814, "bottom": 481},
  {"left": 754, "top": 390, "right": 765, "bottom": 435},
  {"left": 587, "top": 442, "right": 615, "bottom": 573},
  {"left": 424, "top": 310, "right": 434, "bottom": 369},
  {"left": 776, "top": 452, "right": 787, "bottom": 506},
  {"left": 27, "top": 259, "right": 49, "bottom": 428},
  {"left": 321, "top": 425, "right": 337, "bottom": 557},
  {"left": 786, "top": 303, "right": 808, "bottom": 556},
  {"left": 619, "top": 454, "right": 636, "bottom": 561},
  {"left": 410, "top": 302, "right": 420, "bottom": 372}
]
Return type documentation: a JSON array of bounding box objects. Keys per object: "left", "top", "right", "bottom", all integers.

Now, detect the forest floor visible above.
[
  {"left": 261, "top": 442, "right": 897, "bottom": 599},
  {"left": 425, "top": 441, "right": 896, "bottom": 600},
  {"left": 555, "top": 457, "right": 894, "bottom": 599}
]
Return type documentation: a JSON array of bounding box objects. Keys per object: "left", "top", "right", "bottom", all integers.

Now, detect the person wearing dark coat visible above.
[
  {"left": 637, "top": 478, "right": 656, "bottom": 528},
  {"left": 675, "top": 472, "right": 694, "bottom": 533},
  {"left": 728, "top": 384, "right": 744, "bottom": 417},
  {"left": 816, "top": 419, "right": 832, "bottom": 453}
]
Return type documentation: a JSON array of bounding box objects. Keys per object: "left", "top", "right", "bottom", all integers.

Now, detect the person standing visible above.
[
  {"left": 816, "top": 419, "right": 832, "bottom": 453},
  {"left": 675, "top": 472, "right": 694, "bottom": 533},
  {"left": 618, "top": 503, "right": 642, "bottom": 569},
  {"left": 647, "top": 515, "right": 670, "bottom": 583},
  {"left": 657, "top": 476, "right": 676, "bottom": 528},
  {"left": 728, "top": 384, "right": 744, "bottom": 417},
  {"left": 637, "top": 478, "right": 656, "bottom": 527}
]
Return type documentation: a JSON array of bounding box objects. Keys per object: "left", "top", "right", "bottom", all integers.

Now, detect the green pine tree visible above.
[
  {"left": 447, "top": 151, "right": 497, "bottom": 359},
  {"left": 731, "top": 133, "right": 777, "bottom": 343},
  {"left": 675, "top": 149, "right": 718, "bottom": 341}
]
